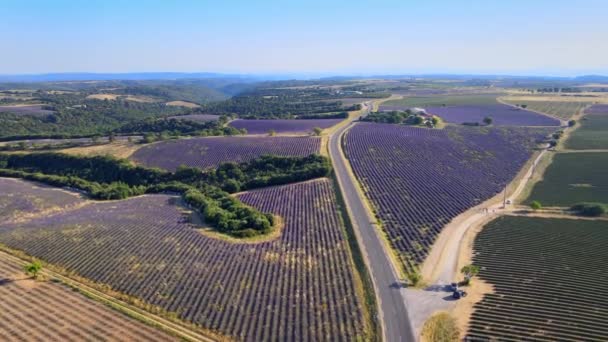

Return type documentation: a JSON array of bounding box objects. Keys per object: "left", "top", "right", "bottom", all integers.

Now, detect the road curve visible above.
[{"left": 329, "top": 102, "right": 416, "bottom": 342}]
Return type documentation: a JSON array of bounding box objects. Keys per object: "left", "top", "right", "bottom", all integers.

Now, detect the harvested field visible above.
[
  {"left": 86, "top": 94, "right": 158, "bottom": 102},
  {"left": 344, "top": 123, "right": 551, "bottom": 272},
  {"left": 0, "top": 178, "right": 82, "bottom": 223},
  {"left": 525, "top": 152, "right": 608, "bottom": 206},
  {"left": 165, "top": 100, "right": 201, "bottom": 108},
  {"left": 229, "top": 119, "right": 342, "bottom": 134},
  {"left": 0, "top": 253, "right": 175, "bottom": 341},
  {"left": 167, "top": 114, "right": 220, "bottom": 122},
  {"left": 566, "top": 104, "right": 608, "bottom": 149},
  {"left": 426, "top": 104, "right": 560, "bottom": 126},
  {"left": 501, "top": 97, "right": 592, "bottom": 119},
  {"left": 131, "top": 136, "right": 321, "bottom": 171},
  {"left": 0, "top": 104, "right": 54, "bottom": 116},
  {"left": 467, "top": 216, "right": 608, "bottom": 341},
  {"left": 0, "top": 178, "right": 367, "bottom": 341},
  {"left": 380, "top": 94, "right": 501, "bottom": 110}
]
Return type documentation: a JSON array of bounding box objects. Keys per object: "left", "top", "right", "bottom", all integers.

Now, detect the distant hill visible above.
[{"left": 0, "top": 72, "right": 271, "bottom": 83}]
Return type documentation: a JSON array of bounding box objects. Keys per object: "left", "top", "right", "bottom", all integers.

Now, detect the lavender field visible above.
[
  {"left": 229, "top": 119, "right": 342, "bottom": 134},
  {"left": 131, "top": 136, "right": 321, "bottom": 171},
  {"left": 426, "top": 104, "right": 560, "bottom": 126},
  {"left": 0, "top": 104, "right": 55, "bottom": 116},
  {"left": 344, "top": 123, "right": 552, "bottom": 272},
  {"left": 0, "top": 178, "right": 82, "bottom": 223},
  {"left": 0, "top": 179, "right": 366, "bottom": 341}
]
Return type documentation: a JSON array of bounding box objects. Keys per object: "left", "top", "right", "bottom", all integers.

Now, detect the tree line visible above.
[{"left": 0, "top": 153, "right": 331, "bottom": 237}]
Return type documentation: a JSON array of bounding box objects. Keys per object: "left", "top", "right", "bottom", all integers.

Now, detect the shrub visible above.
[
  {"left": 570, "top": 202, "right": 606, "bottom": 217},
  {"left": 530, "top": 201, "right": 542, "bottom": 210}
]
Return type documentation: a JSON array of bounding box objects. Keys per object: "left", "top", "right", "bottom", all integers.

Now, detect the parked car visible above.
[{"left": 452, "top": 290, "right": 467, "bottom": 299}]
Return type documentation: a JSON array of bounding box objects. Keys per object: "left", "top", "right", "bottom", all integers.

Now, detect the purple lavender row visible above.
[
  {"left": 585, "top": 104, "right": 608, "bottom": 114},
  {"left": 131, "top": 136, "right": 320, "bottom": 171},
  {"left": 344, "top": 122, "right": 553, "bottom": 272},
  {"left": 229, "top": 119, "right": 342, "bottom": 134},
  {"left": 0, "top": 179, "right": 365, "bottom": 341},
  {"left": 426, "top": 104, "right": 560, "bottom": 126}
]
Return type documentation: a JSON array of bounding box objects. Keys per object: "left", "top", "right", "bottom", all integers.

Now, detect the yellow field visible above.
[{"left": 165, "top": 100, "right": 200, "bottom": 108}]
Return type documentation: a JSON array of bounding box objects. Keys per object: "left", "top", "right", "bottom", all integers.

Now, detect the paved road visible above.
[{"left": 329, "top": 103, "right": 416, "bottom": 342}]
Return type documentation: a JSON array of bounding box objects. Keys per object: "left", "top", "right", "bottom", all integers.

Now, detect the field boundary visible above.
[
  {"left": 330, "top": 172, "right": 381, "bottom": 341},
  {"left": 0, "top": 247, "right": 221, "bottom": 342},
  {"left": 497, "top": 96, "right": 568, "bottom": 124}
]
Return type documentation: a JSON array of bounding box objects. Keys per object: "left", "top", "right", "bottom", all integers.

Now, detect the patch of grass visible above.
[
  {"left": 421, "top": 312, "right": 459, "bottom": 342},
  {"left": 566, "top": 114, "right": 608, "bottom": 149},
  {"left": 382, "top": 94, "right": 500, "bottom": 108},
  {"left": 525, "top": 152, "right": 608, "bottom": 206},
  {"left": 502, "top": 98, "right": 591, "bottom": 120}
]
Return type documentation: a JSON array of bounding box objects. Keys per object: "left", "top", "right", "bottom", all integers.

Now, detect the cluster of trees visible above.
[
  {"left": 362, "top": 111, "right": 439, "bottom": 127},
  {"left": 0, "top": 152, "right": 332, "bottom": 237},
  {"left": 570, "top": 202, "right": 606, "bottom": 217},
  {"left": 199, "top": 95, "right": 360, "bottom": 119},
  {"left": 462, "top": 116, "right": 493, "bottom": 127},
  {"left": 116, "top": 117, "right": 241, "bottom": 138}
]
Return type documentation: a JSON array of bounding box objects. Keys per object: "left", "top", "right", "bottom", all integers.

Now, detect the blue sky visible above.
[{"left": 1, "top": 0, "right": 607, "bottom": 76}]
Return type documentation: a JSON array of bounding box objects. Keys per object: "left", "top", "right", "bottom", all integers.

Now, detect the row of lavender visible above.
[
  {"left": 131, "top": 136, "right": 321, "bottom": 171},
  {"left": 229, "top": 119, "right": 342, "bottom": 134},
  {"left": 0, "top": 178, "right": 81, "bottom": 223},
  {"left": 343, "top": 123, "right": 552, "bottom": 272},
  {"left": 0, "top": 179, "right": 366, "bottom": 341}
]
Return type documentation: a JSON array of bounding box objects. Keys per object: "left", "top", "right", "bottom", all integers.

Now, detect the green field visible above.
[
  {"left": 526, "top": 152, "right": 608, "bottom": 206},
  {"left": 566, "top": 113, "right": 608, "bottom": 150},
  {"left": 501, "top": 99, "right": 591, "bottom": 120},
  {"left": 468, "top": 216, "right": 608, "bottom": 341},
  {"left": 381, "top": 94, "right": 500, "bottom": 107}
]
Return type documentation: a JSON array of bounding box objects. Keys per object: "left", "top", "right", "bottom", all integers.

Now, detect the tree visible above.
[
  {"left": 521, "top": 104, "right": 528, "bottom": 109},
  {"left": 431, "top": 116, "right": 439, "bottom": 125},
  {"left": 312, "top": 127, "right": 323, "bottom": 136},
  {"left": 460, "top": 264, "right": 480, "bottom": 285},
  {"left": 24, "top": 261, "right": 42, "bottom": 279},
  {"left": 483, "top": 116, "right": 493, "bottom": 125},
  {"left": 530, "top": 201, "right": 542, "bottom": 210},
  {"left": 568, "top": 120, "right": 576, "bottom": 127},
  {"left": 268, "top": 129, "right": 276, "bottom": 136}
]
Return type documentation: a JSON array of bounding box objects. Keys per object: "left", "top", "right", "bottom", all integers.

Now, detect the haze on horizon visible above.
[{"left": 2, "top": 0, "right": 607, "bottom": 77}]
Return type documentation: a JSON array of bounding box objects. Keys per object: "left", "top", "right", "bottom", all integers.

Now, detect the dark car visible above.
[{"left": 452, "top": 290, "right": 467, "bottom": 299}]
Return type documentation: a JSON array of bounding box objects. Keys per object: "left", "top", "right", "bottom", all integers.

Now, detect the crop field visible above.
[
  {"left": 131, "top": 136, "right": 321, "bottom": 171},
  {"left": 165, "top": 100, "right": 201, "bottom": 108},
  {"left": 566, "top": 104, "right": 608, "bottom": 150},
  {"left": 344, "top": 123, "right": 550, "bottom": 272},
  {"left": 167, "top": 114, "right": 220, "bottom": 122},
  {"left": 0, "top": 178, "right": 367, "bottom": 341},
  {"left": 379, "top": 94, "right": 501, "bottom": 110},
  {"left": 425, "top": 104, "right": 561, "bottom": 126},
  {"left": 526, "top": 152, "right": 608, "bottom": 206},
  {"left": 501, "top": 97, "right": 592, "bottom": 119},
  {"left": 467, "top": 216, "right": 608, "bottom": 341},
  {"left": 229, "top": 119, "right": 342, "bottom": 134},
  {"left": 0, "top": 104, "right": 55, "bottom": 116},
  {"left": 0, "top": 178, "right": 82, "bottom": 223},
  {"left": 0, "top": 253, "right": 174, "bottom": 341}
]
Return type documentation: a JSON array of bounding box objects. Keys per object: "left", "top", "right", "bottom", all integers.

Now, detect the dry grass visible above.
[
  {"left": 165, "top": 100, "right": 200, "bottom": 108},
  {"left": 60, "top": 141, "right": 142, "bottom": 159},
  {"left": 86, "top": 94, "right": 159, "bottom": 103},
  {"left": 420, "top": 312, "right": 460, "bottom": 342}
]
